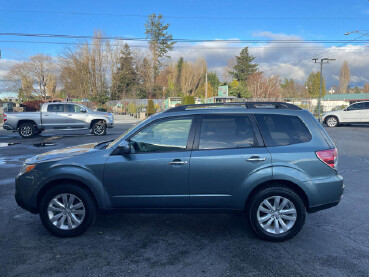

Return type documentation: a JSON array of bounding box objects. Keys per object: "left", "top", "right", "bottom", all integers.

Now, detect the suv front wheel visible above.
[
  {"left": 39, "top": 184, "right": 96, "bottom": 237},
  {"left": 325, "top": 116, "right": 339, "bottom": 127},
  {"left": 248, "top": 186, "right": 306, "bottom": 242}
]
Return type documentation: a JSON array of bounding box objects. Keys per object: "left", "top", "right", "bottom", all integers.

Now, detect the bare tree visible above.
[
  {"left": 247, "top": 72, "right": 281, "bottom": 100},
  {"left": 180, "top": 59, "right": 207, "bottom": 96},
  {"left": 339, "top": 61, "right": 350, "bottom": 94}
]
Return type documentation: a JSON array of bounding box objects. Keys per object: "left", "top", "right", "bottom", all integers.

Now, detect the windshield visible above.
[{"left": 79, "top": 104, "right": 91, "bottom": 112}]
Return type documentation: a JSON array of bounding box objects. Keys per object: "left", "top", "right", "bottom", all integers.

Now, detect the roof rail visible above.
[{"left": 165, "top": 102, "right": 301, "bottom": 112}]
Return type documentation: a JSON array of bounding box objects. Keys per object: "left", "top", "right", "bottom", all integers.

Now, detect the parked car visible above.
[
  {"left": 15, "top": 102, "right": 343, "bottom": 241},
  {"left": 3, "top": 102, "right": 114, "bottom": 138},
  {"left": 322, "top": 101, "right": 369, "bottom": 127}
]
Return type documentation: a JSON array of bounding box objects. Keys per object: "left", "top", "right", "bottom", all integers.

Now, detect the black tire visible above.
[
  {"left": 92, "top": 121, "right": 107, "bottom": 136},
  {"left": 325, "top": 116, "right": 339, "bottom": 127},
  {"left": 18, "top": 122, "right": 37, "bottom": 138},
  {"left": 248, "top": 186, "right": 306, "bottom": 242},
  {"left": 39, "top": 184, "right": 96, "bottom": 237}
]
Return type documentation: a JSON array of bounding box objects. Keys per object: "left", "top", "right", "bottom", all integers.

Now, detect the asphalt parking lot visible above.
[{"left": 1, "top": 122, "right": 369, "bottom": 277}]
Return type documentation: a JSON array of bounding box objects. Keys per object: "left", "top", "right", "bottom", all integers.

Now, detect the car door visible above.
[
  {"left": 103, "top": 116, "right": 195, "bottom": 208},
  {"left": 66, "top": 104, "right": 89, "bottom": 128},
  {"left": 340, "top": 102, "right": 365, "bottom": 122},
  {"left": 363, "top": 102, "right": 369, "bottom": 122},
  {"left": 42, "top": 104, "right": 69, "bottom": 129},
  {"left": 189, "top": 114, "right": 272, "bottom": 209}
]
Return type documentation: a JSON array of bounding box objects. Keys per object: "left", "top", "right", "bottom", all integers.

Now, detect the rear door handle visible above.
[
  {"left": 169, "top": 159, "right": 188, "bottom": 166},
  {"left": 246, "top": 156, "right": 266, "bottom": 162}
]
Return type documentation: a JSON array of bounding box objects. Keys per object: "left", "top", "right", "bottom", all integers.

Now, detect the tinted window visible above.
[
  {"left": 199, "top": 115, "right": 256, "bottom": 149},
  {"left": 47, "top": 104, "right": 64, "bottom": 112},
  {"left": 364, "top": 102, "right": 369, "bottom": 109},
  {"left": 255, "top": 114, "right": 312, "bottom": 146},
  {"left": 130, "top": 117, "right": 192, "bottom": 153},
  {"left": 67, "top": 104, "right": 82, "bottom": 113},
  {"left": 347, "top": 102, "right": 365, "bottom": 111}
]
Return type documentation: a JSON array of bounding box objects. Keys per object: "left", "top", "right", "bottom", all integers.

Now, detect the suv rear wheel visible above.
[
  {"left": 248, "top": 186, "right": 306, "bottom": 242},
  {"left": 39, "top": 184, "right": 96, "bottom": 237}
]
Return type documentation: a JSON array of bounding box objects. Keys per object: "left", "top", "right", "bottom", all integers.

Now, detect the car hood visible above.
[
  {"left": 25, "top": 143, "right": 97, "bottom": 164},
  {"left": 89, "top": 111, "right": 112, "bottom": 117},
  {"left": 323, "top": 110, "right": 341, "bottom": 117}
]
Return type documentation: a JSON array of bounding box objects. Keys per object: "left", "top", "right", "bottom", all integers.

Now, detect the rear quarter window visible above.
[{"left": 255, "top": 114, "right": 312, "bottom": 146}]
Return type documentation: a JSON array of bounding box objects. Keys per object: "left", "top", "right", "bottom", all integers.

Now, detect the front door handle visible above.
[
  {"left": 169, "top": 159, "right": 188, "bottom": 166},
  {"left": 246, "top": 156, "right": 266, "bottom": 162}
]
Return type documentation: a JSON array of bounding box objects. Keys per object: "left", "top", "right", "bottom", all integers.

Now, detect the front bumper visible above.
[
  {"left": 15, "top": 173, "right": 39, "bottom": 214},
  {"left": 107, "top": 122, "right": 114, "bottom": 128}
]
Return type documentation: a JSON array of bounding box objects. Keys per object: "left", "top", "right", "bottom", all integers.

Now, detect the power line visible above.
[
  {"left": 1, "top": 9, "right": 368, "bottom": 20},
  {"left": 1, "top": 33, "right": 369, "bottom": 44},
  {"left": 0, "top": 40, "right": 367, "bottom": 50},
  {"left": 292, "top": 33, "right": 369, "bottom": 64}
]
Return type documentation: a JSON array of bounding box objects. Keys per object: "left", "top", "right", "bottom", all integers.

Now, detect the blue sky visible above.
[{"left": 0, "top": 0, "right": 368, "bottom": 90}]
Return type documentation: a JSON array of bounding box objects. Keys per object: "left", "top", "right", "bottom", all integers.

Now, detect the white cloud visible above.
[
  {"left": 0, "top": 59, "right": 19, "bottom": 92},
  {"left": 161, "top": 32, "right": 369, "bottom": 87}
]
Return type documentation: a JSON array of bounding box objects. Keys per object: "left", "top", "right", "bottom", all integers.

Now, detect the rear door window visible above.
[
  {"left": 198, "top": 115, "right": 257, "bottom": 149},
  {"left": 47, "top": 104, "right": 65, "bottom": 112},
  {"left": 255, "top": 114, "right": 312, "bottom": 146}
]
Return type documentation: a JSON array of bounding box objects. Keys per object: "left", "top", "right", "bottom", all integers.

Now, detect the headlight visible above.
[
  {"left": 19, "top": 164, "right": 36, "bottom": 176},
  {"left": 105, "top": 114, "right": 113, "bottom": 121}
]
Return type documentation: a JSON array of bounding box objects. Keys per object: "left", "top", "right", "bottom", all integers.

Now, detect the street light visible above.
[
  {"left": 344, "top": 30, "right": 369, "bottom": 36},
  {"left": 312, "top": 58, "right": 336, "bottom": 123}
]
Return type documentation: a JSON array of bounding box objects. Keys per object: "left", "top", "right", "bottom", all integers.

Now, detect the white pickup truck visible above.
[{"left": 3, "top": 102, "right": 114, "bottom": 138}]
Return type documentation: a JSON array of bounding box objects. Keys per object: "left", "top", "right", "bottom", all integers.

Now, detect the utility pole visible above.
[
  {"left": 312, "top": 58, "right": 335, "bottom": 123},
  {"left": 205, "top": 69, "right": 208, "bottom": 103}
]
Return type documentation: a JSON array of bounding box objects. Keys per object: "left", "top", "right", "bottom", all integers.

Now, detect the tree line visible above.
[{"left": 6, "top": 14, "right": 367, "bottom": 104}]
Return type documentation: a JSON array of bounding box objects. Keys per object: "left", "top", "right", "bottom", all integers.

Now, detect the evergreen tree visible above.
[
  {"left": 207, "top": 72, "right": 220, "bottom": 90},
  {"left": 145, "top": 14, "right": 175, "bottom": 83},
  {"left": 176, "top": 57, "right": 184, "bottom": 95},
  {"left": 111, "top": 44, "right": 137, "bottom": 99},
  {"left": 229, "top": 47, "right": 258, "bottom": 82},
  {"left": 305, "top": 72, "right": 327, "bottom": 98}
]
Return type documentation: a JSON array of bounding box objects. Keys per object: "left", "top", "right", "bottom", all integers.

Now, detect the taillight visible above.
[
  {"left": 3, "top": 114, "right": 6, "bottom": 123},
  {"left": 316, "top": 148, "right": 337, "bottom": 169}
]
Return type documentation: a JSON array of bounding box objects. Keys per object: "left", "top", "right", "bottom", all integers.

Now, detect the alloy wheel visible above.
[
  {"left": 257, "top": 196, "right": 297, "bottom": 234},
  {"left": 327, "top": 117, "right": 338, "bottom": 127},
  {"left": 47, "top": 193, "right": 86, "bottom": 230},
  {"left": 20, "top": 126, "right": 32, "bottom": 137}
]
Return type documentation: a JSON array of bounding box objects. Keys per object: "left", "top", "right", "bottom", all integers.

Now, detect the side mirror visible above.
[
  {"left": 80, "top": 108, "right": 87, "bottom": 113},
  {"left": 116, "top": 141, "right": 131, "bottom": 155}
]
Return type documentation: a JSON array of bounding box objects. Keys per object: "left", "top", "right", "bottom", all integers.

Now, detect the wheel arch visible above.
[
  {"left": 245, "top": 179, "right": 309, "bottom": 211},
  {"left": 17, "top": 119, "right": 38, "bottom": 129},
  {"left": 324, "top": 115, "right": 339, "bottom": 125},
  {"left": 37, "top": 178, "right": 102, "bottom": 212},
  {"left": 89, "top": 119, "right": 106, "bottom": 129}
]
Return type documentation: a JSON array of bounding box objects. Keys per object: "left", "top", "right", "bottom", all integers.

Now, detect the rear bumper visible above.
[
  {"left": 308, "top": 200, "right": 341, "bottom": 213},
  {"left": 307, "top": 174, "right": 344, "bottom": 213},
  {"left": 3, "top": 123, "right": 15, "bottom": 130}
]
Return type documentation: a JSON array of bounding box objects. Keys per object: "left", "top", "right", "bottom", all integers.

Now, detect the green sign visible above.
[{"left": 218, "top": 86, "right": 228, "bottom": 97}]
